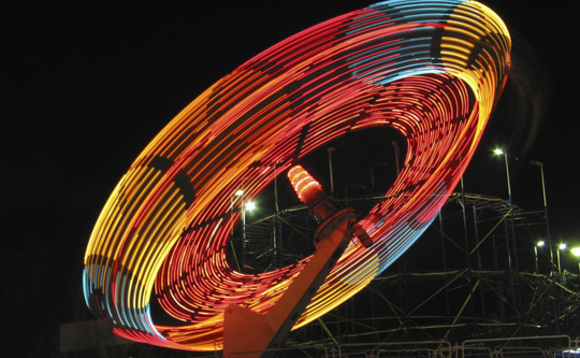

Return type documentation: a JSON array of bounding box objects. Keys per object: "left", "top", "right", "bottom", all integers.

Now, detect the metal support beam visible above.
[{"left": 223, "top": 211, "right": 354, "bottom": 358}]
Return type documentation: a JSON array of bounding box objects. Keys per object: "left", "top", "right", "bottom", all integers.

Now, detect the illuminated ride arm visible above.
[
  {"left": 83, "top": 0, "right": 511, "bottom": 351},
  {"left": 224, "top": 165, "right": 369, "bottom": 357}
]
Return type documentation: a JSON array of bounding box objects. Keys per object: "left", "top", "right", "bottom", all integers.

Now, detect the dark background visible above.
[{"left": 2, "top": 0, "right": 579, "bottom": 355}]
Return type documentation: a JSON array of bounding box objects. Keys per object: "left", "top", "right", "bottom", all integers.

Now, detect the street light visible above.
[
  {"left": 572, "top": 247, "right": 580, "bottom": 273},
  {"left": 244, "top": 201, "right": 256, "bottom": 212},
  {"left": 529, "top": 160, "right": 547, "bottom": 208},
  {"left": 534, "top": 240, "right": 545, "bottom": 273},
  {"left": 530, "top": 160, "right": 554, "bottom": 269},
  {"left": 327, "top": 147, "right": 335, "bottom": 193},
  {"left": 494, "top": 148, "right": 517, "bottom": 270},
  {"left": 493, "top": 148, "right": 511, "bottom": 200},
  {"left": 557, "top": 243, "right": 567, "bottom": 274},
  {"left": 229, "top": 190, "right": 245, "bottom": 272},
  {"left": 242, "top": 200, "right": 256, "bottom": 272},
  {"left": 392, "top": 141, "right": 401, "bottom": 175},
  {"left": 230, "top": 190, "right": 245, "bottom": 226},
  {"left": 230, "top": 190, "right": 245, "bottom": 231}
]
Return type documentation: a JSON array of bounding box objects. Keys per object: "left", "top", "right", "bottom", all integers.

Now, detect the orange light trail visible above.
[
  {"left": 83, "top": 0, "right": 511, "bottom": 351},
  {"left": 287, "top": 165, "right": 324, "bottom": 204}
]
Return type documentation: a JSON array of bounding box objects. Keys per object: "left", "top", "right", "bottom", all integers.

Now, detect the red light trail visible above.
[{"left": 83, "top": 0, "right": 511, "bottom": 351}]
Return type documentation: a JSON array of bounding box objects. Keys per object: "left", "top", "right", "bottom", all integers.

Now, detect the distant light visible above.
[
  {"left": 559, "top": 243, "right": 567, "bottom": 250},
  {"left": 493, "top": 148, "right": 504, "bottom": 155},
  {"left": 234, "top": 190, "right": 244, "bottom": 196},
  {"left": 537, "top": 241, "right": 545, "bottom": 247},
  {"left": 244, "top": 201, "right": 256, "bottom": 211},
  {"left": 572, "top": 247, "right": 580, "bottom": 257}
]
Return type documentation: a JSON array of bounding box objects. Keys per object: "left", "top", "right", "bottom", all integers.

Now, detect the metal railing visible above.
[{"left": 217, "top": 335, "right": 579, "bottom": 358}]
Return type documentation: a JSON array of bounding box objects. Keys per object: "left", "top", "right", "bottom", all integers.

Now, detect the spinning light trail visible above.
[{"left": 83, "top": 0, "right": 511, "bottom": 351}]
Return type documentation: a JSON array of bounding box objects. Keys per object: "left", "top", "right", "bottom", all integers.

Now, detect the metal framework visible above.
[
  {"left": 62, "top": 189, "right": 580, "bottom": 356},
  {"left": 231, "top": 190, "right": 580, "bottom": 349}
]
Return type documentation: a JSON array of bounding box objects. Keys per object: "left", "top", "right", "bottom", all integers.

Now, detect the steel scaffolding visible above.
[
  {"left": 230, "top": 191, "right": 580, "bottom": 349},
  {"left": 60, "top": 190, "right": 580, "bottom": 357}
]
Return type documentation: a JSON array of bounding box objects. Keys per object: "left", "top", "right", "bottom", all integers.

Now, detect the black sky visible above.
[{"left": 2, "top": 0, "right": 580, "bottom": 355}]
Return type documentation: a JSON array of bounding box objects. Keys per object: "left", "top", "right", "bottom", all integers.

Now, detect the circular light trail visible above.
[{"left": 83, "top": 0, "right": 511, "bottom": 351}]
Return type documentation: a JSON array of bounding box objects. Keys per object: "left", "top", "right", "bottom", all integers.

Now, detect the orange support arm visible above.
[{"left": 223, "top": 166, "right": 367, "bottom": 357}]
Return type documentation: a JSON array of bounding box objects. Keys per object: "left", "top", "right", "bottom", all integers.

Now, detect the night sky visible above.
[{"left": 3, "top": 0, "right": 579, "bottom": 355}]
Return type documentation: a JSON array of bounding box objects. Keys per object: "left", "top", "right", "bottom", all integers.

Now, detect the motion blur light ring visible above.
[{"left": 83, "top": 0, "right": 511, "bottom": 351}]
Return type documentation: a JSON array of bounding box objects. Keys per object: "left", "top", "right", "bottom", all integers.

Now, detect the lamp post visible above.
[
  {"left": 557, "top": 243, "right": 567, "bottom": 274},
  {"left": 273, "top": 162, "right": 282, "bottom": 268},
  {"left": 572, "top": 247, "right": 580, "bottom": 273},
  {"left": 493, "top": 149, "right": 512, "bottom": 200},
  {"left": 229, "top": 190, "right": 245, "bottom": 272},
  {"left": 494, "top": 148, "right": 517, "bottom": 270},
  {"left": 534, "top": 240, "right": 545, "bottom": 273},
  {"left": 392, "top": 141, "right": 401, "bottom": 175},
  {"left": 530, "top": 160, "right": 554, "bottom": 270},
  {"left": 231, "top": 189, "right": 245, "bottom": 235},
  {"left": 327, "top": 147, "right": 335, "bottom": 194},
  {"left": 242, "top": 201, "right": 255, "bottom": 272},
  {"left": 529, "top": 161, "right": 547, "bottom": 208}
]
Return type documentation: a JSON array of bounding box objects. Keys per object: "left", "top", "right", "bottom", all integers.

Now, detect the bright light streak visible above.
[
  {"left": 83, "top": 0, "right": 511, "bottom": 351},
  {"left": 288, "top": 165, "right": 324, "bottom": 204}
]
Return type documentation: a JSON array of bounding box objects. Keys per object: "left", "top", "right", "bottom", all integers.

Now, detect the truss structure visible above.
[{"left": 230, "top": 191, "right": 580, "bottom": 348}]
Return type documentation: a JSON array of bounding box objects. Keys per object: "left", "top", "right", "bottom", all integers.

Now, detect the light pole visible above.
[
  {"left": 529, "top": 161, "right": 547, "bottom": 208},
  {"left": 534, "top": 240, "right": 545, "bottom": 273},
  {"left": 557, "top": 243, "right": 567, "bottom": 274},
  {"left": 231, "top": 189, "right": 245, "bottom": 235},
  {"left": 572, "top": 247, "right": 580, "bottom": 273},
  {"left": 229, "top": 190, "right": 245, "bottom": 272},
  {"left": 494, "top": 148, "right": 517, "bottom": 270},
  {"left": 494, "top": 149, "right": 512, "bottom": 200},
  {"left": 242, "top": 201, "right": 255, "bottom": 272},
  {"left": 327, "top": 147, "right": 335, "bottom": 193},
  {"left": 392, "top": 140, "right": 401, "bottom": 175},
  {"left": 273, "top": 161, "right": 282, "bottom": 268},
  {"left": 530, "top": 160, "right": 554, "bottom": 270}
]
